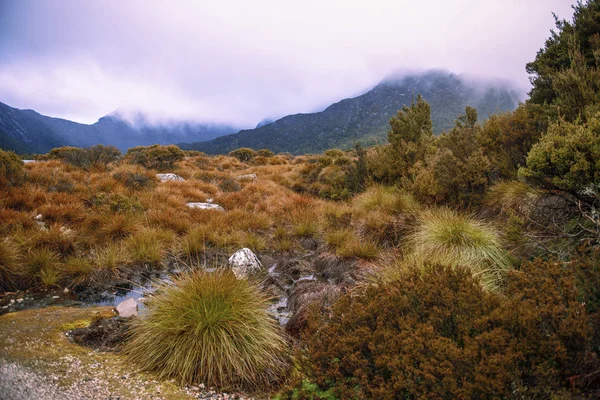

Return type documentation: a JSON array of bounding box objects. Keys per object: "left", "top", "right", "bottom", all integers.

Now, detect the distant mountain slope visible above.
[
  {"left": 182, "top": 70, "right": 520, "bottom": 155},
  {"left": 0, "top": 102, "right": 239, "bottom": 154}
]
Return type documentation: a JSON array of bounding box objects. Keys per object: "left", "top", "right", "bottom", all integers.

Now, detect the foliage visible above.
[
  {"left": 126, "top": 144, "right": 184, "bottom": 170},
  {"left": 48, "top": 145, "right": 121, "bottom": 170},
  {"left": 228, "top": 147, "right": 258, "bottom": 162},
  {"left": 343, "top": 143, "right": 368, "bottom": 195},
  {"left": 369, "top": 95, "right": 435, "bottom": 185},
  {"left": 125, "top": 270, "right": 289, "bottom": 389},
  {"left": 0, "top": 239, "right": 21, "bottom": 291},
  {"left": 527, "top": 0, "right": 600, "bottom": 107},
  {"left": 0, "top": 148, "right": 24, "bottom": 187},
  {"left": 257, "top": 148, "right": 275, "bottom": 157},
  {"left": 298, "top": 262, "right": 599, "bottom": 399},
  {"left": 407, "top": 207, "right": 511, "bottom": 291}
]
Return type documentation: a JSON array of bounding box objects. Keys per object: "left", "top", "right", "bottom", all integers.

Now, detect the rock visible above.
[
  {"left": 63, "top": 288, "right": 69, "bottom": 293},
  {"left": 16, "top": 298, "right": 23, "bottom": 303},
  {"left": 34, "top": 214, "right": 43, "bottom": 221},
  {"left": 156, "top": 173, "right": 185, "bottom": 183},
  {"left": 9, "top": 299, "right": 15, "bottom": 304},
  {"left": 236, "top": 173, "right": 257, "bottom": 180},
  {"left": 116, "top": 298, "right": 138, "bottom": 318},
  {"left": 52, "top": 296, "right": 59, "bottom": 299},
  {"left": 228, "top": 248, "right": 262, "bottom": 279},
  {"left": 206, "top": 198, "right": 214, "bottom": 203},
  {"left": 187, "top": 202, "right": 225, "bottom": 211}
]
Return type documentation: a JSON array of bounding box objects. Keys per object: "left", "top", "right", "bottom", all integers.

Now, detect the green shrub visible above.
[
  {"left": 408, "top": 207, "right": 511, "bottom": 291},
  {"left": 0, "top": 149, "right": 24, "bottom": 187},
  {"left": 49, "top": 145, "right": 121, "bottom": 170},
  {"left": 297, "top": 263, "right": 598, "bottom": 398},
  {"left": 257, "top": 149, "right": 275, "bottom": 157},
  {"left": 125, "top": 270, "right": 289, "bottom": 389},
  {"left": 126, "top": 144, "right": 185, "bottom": 170},
  {"left": 228, "top": 147, "right": 258, "bottom": 162}
]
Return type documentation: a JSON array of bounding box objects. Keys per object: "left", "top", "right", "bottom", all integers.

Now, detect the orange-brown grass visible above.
[
  {"left": 0, "top": 238, "right": 22, "bottom": 291},
  {"left": 30, "top": 225, "right": 78, "bottom": 255},
  {"left": 0, "top": 209, "right": 36, "bottom": 233},
  {"left": 38, "top": 202, "right": 86, "bottom": 225},
  {"left": 147, "top": 207, "right": 192, "bottom": 234},
  {"left": 3, "top": 186, "right": 47, "bottom": 211},
  {"left": 98, "top": 213, "right": 141, "bottom": 241},
  {"left": 126, "top": 227, "right": 174, "bottom": 266}
]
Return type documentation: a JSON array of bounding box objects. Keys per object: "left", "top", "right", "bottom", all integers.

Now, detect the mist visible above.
[{"left": 0, "top": 0, "right": 577, "bottom": 126}]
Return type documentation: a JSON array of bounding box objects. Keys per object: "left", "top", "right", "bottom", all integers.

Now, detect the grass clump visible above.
[
  {"left": 353, "top": 185, "right": 416, "bottom": 215},
  {"left": 408, "top": 207, "right": 511, "bottom": 291},
  {"left": 485, "top": 180, "right": 541, "bottom": 214},
  {"left": 126, "top": 228, "right": 173, "bottom": 266},
  {"left": 0, "top": 239, "right": 22, "bottom": 291},
  {"left": 25, "top": 248, "right": 61, "bottom": 287},
  {"left": 125, "top": 269, "right": 289, "bottom": 389}
]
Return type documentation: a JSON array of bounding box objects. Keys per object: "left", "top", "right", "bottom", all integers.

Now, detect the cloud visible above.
[{"left": 0, "top": 0, "right": 576, "bottom": 125}]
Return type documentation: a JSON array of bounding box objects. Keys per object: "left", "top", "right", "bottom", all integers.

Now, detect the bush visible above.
[
  {"left": 297, "top": 262, "right": 598, "bottom": 399},
  {"left": 0, "top": 149, "right": 24, "bottom": 187},
  {"left": 408, "top": 207, "right": 511, "bottom": 291},
  {"left": 112, "top": 166, "right": 156, "bottom": 190},
  {"left": 125, "top": 270, "right": 289, "bottom": 389},
  {"left": 126, "top": 144, "right": 185, "bottom": 170},
  {"left": 257, "top": 148, "right": 275, "bottom": 157},
  {"left": 228, "top": 148, "right": 258, "bottom": 162},
  {"left": 49, "top": 145, "right": 121, "bottom": 170}
]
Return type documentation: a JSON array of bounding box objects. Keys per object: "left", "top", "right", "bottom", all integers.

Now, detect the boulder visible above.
[
  {"left": 156, "top": 173, "right": 185, "bottom": 183},
  {"left": 116, "top": 298, "right": 138, "bottom": 318},
  {"left": 228, "top": 248, "right": 262, "bottom": 279},
  {"left": 236, "top": 173, "right": 258, "bottom": 180},
  {"left": 186, "top": 202, "right": 225, "bottom": 211}
]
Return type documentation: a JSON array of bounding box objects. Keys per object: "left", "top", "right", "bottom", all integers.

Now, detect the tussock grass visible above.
[
  {"left": 485, "top": 180, "right": 541, "bottom": 214},
  {"left": 125, "top": 270, "right": 289, "bottom": 389},
  {"left": 353, "top": 185, "right": 417, "bottom": 216},
  {"left": 126, "top": 228, "right": 173, "bottom": 265},
  {"left": 408, "top": 208, "right": 511, "bottom": 291},
  {"left": 0, "top": 239, "right": 22, "bottom": 291},
  {"left": 25, "top": 248, "right": 61, "bottom": 286},
  {"left": 92, "top": 243, "right": 131, "bottom": 276},
  {"left": 336, "top": 238, "right": 381, "bottom": 260},
  {"left": 60, "top": 256, "right": 95, "bottom": 288}
]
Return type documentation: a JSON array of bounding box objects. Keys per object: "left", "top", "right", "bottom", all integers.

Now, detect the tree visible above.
[{"left": 369, "top": 95, "right": 435, "bottom": 185}]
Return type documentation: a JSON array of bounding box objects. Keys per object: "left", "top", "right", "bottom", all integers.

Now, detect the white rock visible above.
[
  {"left": 34, "top": 214, "right": 43, "bottom": 221},
  {"left": 16, "top": 298, "right": 23, "bottom": 303},
  {"left": 116, "top": 298, "right": 138, "bottom": 318},
  {"left": 228, "top": 248, "right": 262, "bottom": 279},
  {"left": 236, "top": 173, "right": 257, "bottom": 180},
  {"left": 52, "top": 296, "right": 59, "bottom": 299},
  {"left": 63, "top": 288, "right": 69, "bottom": 293},
  {"left": 186, "top": 202, "right": 225, "bottom": 211},
  {"left": 206, "top": 198, "right": 214, "bottom": 203},
  {"left": 9, "top": 299, "right": 15, "bottom": 304},
  {"left": 156, "top": 173, "right": 185, "bottom": 183}
]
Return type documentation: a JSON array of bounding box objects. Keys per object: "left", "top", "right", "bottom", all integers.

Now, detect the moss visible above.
[{"left": 0, "top": 306, "right": 194, "bottom": 399}]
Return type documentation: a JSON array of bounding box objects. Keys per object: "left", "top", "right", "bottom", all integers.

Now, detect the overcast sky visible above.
[{"left": 0, "top": 0, "right": 576, "bottom": 126}]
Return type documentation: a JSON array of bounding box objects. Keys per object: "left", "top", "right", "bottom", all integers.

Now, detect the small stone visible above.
[
  {"left": 206, "top": 198, "right": 214, "bottom": 203},
  {"left": 52, "top": 296, "right": 59, "bottom": 299},
  {"left": 236, "top": 173, "right": 257, "bottom": 180},
  {"left": 2, "top": 306, "right": 7, "bottom": 309},
  {"left": 34, "top": 214, "right": 43, "bottom": 221},
  {"left": 9, "top": 299, "right": 15, "bottom": 304},
  {"left": 186, "top": 202, "right": 225, "bottom": 211},
  {"left": 63, "top": 288, "right": 69, "bottom": 293},
  {"left": 16, "top": 298, "right": 23, "bottom": 303},
  {"left": 156, "top": 173, "right": 185, "bottom": 183},
  {"left": 116, "top": 298, "right": 138, "bottom": 318},
  {"left": 228, "top": 248, "right": 262, "bottom": 279}
]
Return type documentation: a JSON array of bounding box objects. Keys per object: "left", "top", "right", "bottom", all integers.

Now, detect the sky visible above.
[{"left": 0, "top": 0, "right": 577, "bottom": 127}]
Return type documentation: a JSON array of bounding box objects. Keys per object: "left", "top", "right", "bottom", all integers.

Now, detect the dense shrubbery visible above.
[
  {"left": 126, "top": 144, "right": 184, "bottom": 170},
  {"left": 125, "top": 270, "right": 289, "bottom": 389},
  {"left": 293, "top": 261, "right": 599, "bottom": 399},
  {"left": 0, "top": 148, "right": 24, "bottom": 187},
  {"left": 228, "top": 147, "right": 258, "bottom": 162},
  {"left": 49, "top": 144, "right": 121, "bottom": 170}
]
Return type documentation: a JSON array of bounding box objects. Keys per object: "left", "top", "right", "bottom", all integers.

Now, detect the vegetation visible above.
[
  {"left": 0, "top": 148, "right": 24, "bottom": 187},
  {"left": 126, "top": 144, "right": 185, "bottom": 170},
  {"left": 125, "top": 270, "right": 289, "bottom": 389}
]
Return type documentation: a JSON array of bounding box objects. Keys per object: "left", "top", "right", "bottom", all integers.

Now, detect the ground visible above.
[{"left": 0, "top": 306, "right": 253, "bottom": 400}]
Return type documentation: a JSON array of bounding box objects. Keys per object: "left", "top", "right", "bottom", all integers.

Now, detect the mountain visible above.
[
  {"left": 0, "top": 102, "right": 239, "bottom": 154},
  {"left": 181, "top": 70, "right": 520, "bottom": 155}
]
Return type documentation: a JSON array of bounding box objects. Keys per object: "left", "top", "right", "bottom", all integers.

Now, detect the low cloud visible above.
[{"left": 0, "top": 0, "right": 576, "bottom": 125}]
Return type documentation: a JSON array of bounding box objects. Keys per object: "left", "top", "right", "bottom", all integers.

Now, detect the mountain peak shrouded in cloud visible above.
[{"left": 0, "top": 1, "right": 576, "bottom": 126}]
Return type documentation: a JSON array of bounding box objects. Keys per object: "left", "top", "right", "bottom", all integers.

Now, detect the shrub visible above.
[
  {"left": 49, "top": 146, "right": 90, "bottom": 168},
  {"left": 0, "top": 239, "right": 22, "bottom": 291},
  {"left": 87, "top": 144, "right": 121, "bottom": 167},
  {"left": 297, "top": 263, "right": 598, "bottom": 399},
  {"left": 408, "top": 208, "right": 511, "bottom": 291},
  {"left": 257, "top": 148, "right": 275, "bottom": 157},
  {"left": 0, "top": 149, "right": 24, "bottom": 187},
  {"left": 228, "top": 148, "right": 258, "bottom": 162},
  {"left": 126, "top": 144, "right": 185, "bottom": 170},
  {"left": 125, "top": 270, "right": 289, "bottom": 389}
]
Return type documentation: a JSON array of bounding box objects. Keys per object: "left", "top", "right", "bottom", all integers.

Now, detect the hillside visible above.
[
  {"left": 0, "top": 102, "right": 239, "bottom": 154},
  {"left": 182, "top": 70, "right": 520, "bottom": 155}
]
